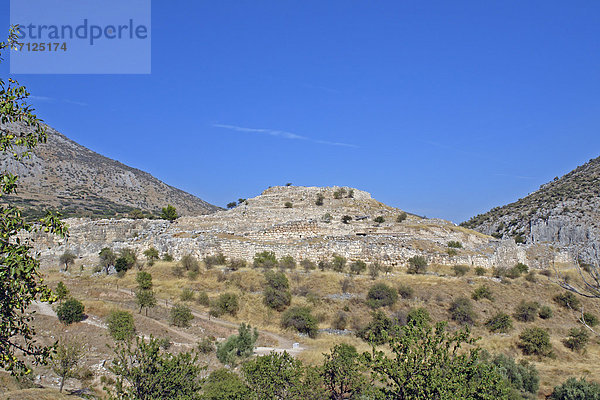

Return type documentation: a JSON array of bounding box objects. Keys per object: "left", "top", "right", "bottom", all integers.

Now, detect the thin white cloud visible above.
[
  {"left": 29, "top": 95, "right": 87, "bottom": 106},
  {"left": 212, "top": 123, "right": 358, "bottom": 148}
]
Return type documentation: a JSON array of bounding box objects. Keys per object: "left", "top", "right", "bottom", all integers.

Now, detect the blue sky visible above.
[{"left": 3, "top": 1, "right": 600, "bottom": 222}]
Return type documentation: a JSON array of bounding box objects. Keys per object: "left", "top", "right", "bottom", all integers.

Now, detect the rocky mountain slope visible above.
[
  {"left": 38, "top": 186, "right": 569, "bottom": 270},
  {"left": 462, "top": 156, "right": 600, "bottom": 261},
  {"left": 0, "top": 124, "right": 219, "bottom": 218}
]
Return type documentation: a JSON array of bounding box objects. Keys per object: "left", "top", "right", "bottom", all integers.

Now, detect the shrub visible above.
[
  {"left": 331, "top": 254, "right": 347, "bottom": 272},
  {"left": 563, "top": 327, "right": 589, "bottom": 352},
  {"left": 357, "top": 311, "right": 394, "bottom": 345},
  {"left": 514, "top": 234, "right": 526, "bottom": 244},
  {"left": 204, "top": 253, "right": 226, "bottom": 269},
  {"left": 583, "top": 312, "right": 599, "bottom": 327},
  {"left": 321, "top": 213, "right": 332, "bottom": 223},
  {"left": 538, "top": 305, "right": 553, "bottom": 319},
  {"left": 197, "top": 337, "right": 215, "bottom": 354},
  {"left": 333, "top": 188, "right": 346, "bottom": 199},
  {"left": 170, "top": 303, "right": 193, "bottom": 327},
  {"left": 180, "top": 254, "right": 199, "bottom": 272},
  {"left": 202, "top": 369, "right": 250, "bottom": 400},
  {"left": 56, "top": 298, "right": 85, "bottom": 325},
  {"left": 279, "top": 255, "right": 296, "bottom": 270},
  {"left": 488, "top": 354, "right": 539, "bottom": 395},
  {"left": 514, "top": 263, "right": 529, "bottom": 274},
  {"left": 474, "top": 266, "right": 486, "bottom": 276},
  {"left": 264, "top": 287, "right": 292, "bottom": 311},
  {"left": 554, "top": 291, "right": 581, "bottom": 309},
  {"left": 350, "top": 260, "right": 367, "bottom": 275},
  {"left": 397, "top": 283, "right": 414, "bottom": 299},
  {"left": 228, "top": 258, "right": 246, "bottom": 271},
  {"left": 115, "top": 257, "right": 129, "bottom": 274},
  {"left": 506, "top": 266, "right": 523, "bottom": 279},
  {"left": 253, "top": 251, "right": 278, "bottom": 269},
  {"left": 448, "top": 241, "right": 463, "bottom": 249},
  {"left": 55, "top": 281, "right": 69, "bottom": 302},
  {"left": 550, "top": 378, "right": 600, "bottom": 400},
  {"left": 449, "top": 297, "right": 476, "bottom": 325},
  {"left": 162, "top": 253, "right": 174, "bottom": 262},
  {"left": 447, "top": 249, "right": 458, "bottom": 257},
  {"left": 226, "top": 202, "right": 237, "bottom": 209},
  {"left": 514, "top": 301, "right": 539, "bottom": 322},
  {"left": 284, "top": 201, "right": 293, "bottom": 208},
  {"left": 485, "top": 313, "right": 513, "bottom": 333},
  {"left": 366, "top": 283, "right": 398, "bottom": 308},
  {"left": 315, "top": 194, "right": 324, "bottom": 206},
  {"left": 212, "top": 293, "right": 239, "bottom": 316},
  {"left": 369, "top": 262, "right": 381, "bottom": 280},
  {"left": 332, "top": 311, "right": 348, "bottom": 330},
  {"left": 197, "top": 291, "right": 210, "bottom": 307},
  {"left": 406, "top": 307, "right": 431, "bottom": 327},
  {"left": 374, "top": 216, "right": 385, "bottom": 224},
  {"left": 341, "top": 215, "right": 352, "bottom": 224},
  {"left": 180, "top": 288, "right": 195, "bottom": 302},
  {"left": 519, "top": 327, "right": 553, "bottom": 356},
  {"left": 301, "top": 259, "right": 316, "bottom": 272},
  {"left": 281, "top": 307, "right": 318, "bottom": 338},
  {"left": 106, "top": 310, "right": 136, "bottom": 341},
  {"left": 453, "top": 265, "right": 469, "bottom": 276},
  {"left": 407, "top": 256, "right": 427, "bottom": 274},
  {"left": 396, "top": 212, "right": 407, "bottom": 223},
  {"left": 216, "top": 323, "right": 258, "bottom": 366},
  {"left": 472, "top": 285, "right": 494, "bottom": 301},
  {"left": 318, "top": 260, "right": 331, "bottom": 271}
]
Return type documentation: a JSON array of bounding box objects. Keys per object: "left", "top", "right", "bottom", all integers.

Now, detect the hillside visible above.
[
  {"left": 0, "top": 124, "right": 220, "bottom": 218},
  {"left": 462, "top": 156, "right": 600, "bottom": 261}
]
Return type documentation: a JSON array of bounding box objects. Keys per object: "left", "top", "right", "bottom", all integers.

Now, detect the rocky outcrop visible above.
[
  {"left": 462, "top": 156, "right": 600, "bottom": 262},
  {"left": 0, "top": 123, "right": 219, "bottom": 217}
]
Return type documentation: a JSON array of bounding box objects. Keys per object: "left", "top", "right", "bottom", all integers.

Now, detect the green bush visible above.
[
  {"left": 453, "top": 265, "right": 469, "bottom": 276},
  {"left": 281, "top": 307, "right": 318, "bottom": 338},
  {"left": 396, "top": 212, "right": 407, "bottom": 223},
  {"left": 211, "top": 293, "right": 240, "bottom": 316},
  {"left": 350, "top": 260, "right": 367, "bottom": 275},
  {"left": 284, "top": 201, "right": 293, "bottom": 208},
  {"left": 169, "top": 303, "right": 193, "bottom": 327},
  {"left": 216, "top": 323, "right": 258, "bottom": 366},
  {"left": 162, "top": 253, "right": 174, "bottom": 262},
  {"left": 197, "top": 337, "right": 215, "bottom": 354},
  {"left": 514, "top": 301, "right": 539, "bottom": 322},
  {"left": 180, "top": 254, "right": 199, "bottom": 272},
  {"left": 301, "top": 259, "right": 316, "bottom": 272},
  {"left": 583, "top": 312, "right": 599, "bottom": 327},
  {"left": 341, "top": 215, "right": 352, "bottom": 224},
  {"left": 202, "top": 368, "right": 250, "bottom": 400},
  {"left": 449, "top": 297, "right": 476, "bottom": 325},
  {"left": 228, "top": 258, "right": 246, "bottom": 271},
  {"left": 397, "top": 283, "right": 414, "bottom": 299},
  {"left": 488, "top": 354, "right": 539, "bottom": 395},
  {"left": 331, "top": 254, "right": 347, "bottom": 272},
  {"left": 563, "top": 327, "right": 589, "bottom": 352},
  {"left": 554, "top": 291, "right": 581, "bottom": 309},
  {"left": 519, "top": 327, "right": 553, "bottom": 357},
  {"left": 407, "top": 256, "right": 427, "bottom": 274},
  {"left": 514, "top": 263, "right": 529, "bottom": 274},
  {"left": 474, "top": 266, "right": 486, "bottom": 276},
  {"left": 204, "top": 253, "right": 227, "bottom": 269},
  {"left": 278, "top": 255, "right": 296, "bottom": 270},
  {"left": 315, "top": 194, "right": 324, "bottom": 206},
  {"left": 357, "top": 311, "right": 394, "bottom": 345},
  {"left": 366, "top": 283, "right": 398, "bottom": 309},
  {"left": 106, "top": 310, "right": 136, "bottom": 341},
  {"left": 550, "top": 377, "right": 600, "bottom": 400},
  {"left": 448, "top": 241, "right": 463, "bottom": 249},
  {"left": 406, "top": 307, "right": 431, "bottom": 327},
  {"left": 263, "top": 287, "right": 292, "bottom": 311},
  {"left": 506, "top": 265, "right": 523, "bottom": 279},
  {"left": 56, "top": 298, "right": 85, "bottom": 325},
  {"left": 253, "top": 251, "right": 278, "bottom": 269},
  {"left": 538, "top": 305, "right": 553, "bottom": 319},
  {"left": 485, "top": 313, "right": 513, "bottom": 333},
  {"left": 333, "top": 188, "right": 346, "bottom": 199},
  {"left": 374, "top": 216, "right": 385, "bottom": 224},
  {"left": 472, "top": 285, "right": 494, "bottom": 301}
]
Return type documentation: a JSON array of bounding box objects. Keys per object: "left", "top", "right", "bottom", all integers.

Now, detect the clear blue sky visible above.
[{"left": 3, "top": 1, "right": 600, "bottom": 222}]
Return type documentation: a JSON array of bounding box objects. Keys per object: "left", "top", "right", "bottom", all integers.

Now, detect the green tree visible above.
[
  {"left": 550, "top": 377, "right": 600, "bottom": 400},
  {"left": 56, "top": 298, "right": 85, "bottom": 325},
  {"left": 160, "top": 204, "right": 178, "bottom": 221},
  {"left": 210, "top": 293, "right": 240, "bottom": 317},
  {"left": 99, "top": 247, "right": 117, "bottom": 275},
  {"left": 170, "top": 303, "right": 194, "bottom": 328},
  {"left": 281, "top": 307, "right": 318, "bottom": 338},
  {"left": 52, "top": 338, "right": 85, "bottom": 393},
  {"left": 363, "top": 321, "right": 509, "bottom": 399},
  {"left": 407, "top": 255, "right": 428, "bottom": 274},
  {"left": 143, "top": 247, "right": 159, "bottom": 266},
  {"left": 59, "top": 250, "right": 76, "bottom": 272},
  {"left": 106, "top": 310, "right": 136, "bottom": 342},
  {"left": 216, "top": 323, "right": 259, "bottom": 366},
  {"left": 0, "top": 26, "right": 69, "bottom": 374},
  {"left": 449, "top": 297, "right": 477, "bottom": 325},
  {"left": 357, "top": 310, "right": 394, "bottom": 345},
  {"left": 55, "top": 281, "right": 69, "bottom": 303},
  {"left": 374, "top": 216, "right": 385, "bottom": 224},
  {"left": 242, "top": 351, "right": 306, "bottom": 400},
  {"left": 263, "top": 270, "right": 291, "bottom": 311},
  {"left": 322, "top": 343, "right": 368, "bottom": 400},
  {"left": 136, "top": 288, "right": 156, "bottom": 316},
  {"left": 136, "top": 271, "right": 153, "bottom": 290},
  {"left": 331, "top": 254, "right": 347, "bottom": 272},
  {"left": 396, "top": 212, "right": 408, "bottom": 223},
  {"left": 105, "top": 336, "right": 204, "bottom": 400},
  {"left": 201, "top": 368, "right": 250, "bottom": 400},
  {"left": 519, "top": 327, "right": 553, "bottom": 357},
  {"left": 227, "top": 202, "right": 237, "bottom": 209},
  {"left": 366, "top": 283, "right": 398, "bottom": 309},
  {"left": 350, "top": 260, "right": 367, "bottom": 275},
  {"left": 254, "top": 251, "right": 278, "bottom": 269}
]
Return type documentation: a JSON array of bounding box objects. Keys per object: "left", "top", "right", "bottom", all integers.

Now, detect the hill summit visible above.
[
  {"left": 462, "top": 156, "right": 600, "bottom": 260},
  {"left": 0, "top": 124, "right": 219, "bottom": 218}
]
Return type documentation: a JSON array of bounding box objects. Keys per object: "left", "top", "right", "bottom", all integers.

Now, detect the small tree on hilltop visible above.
[
  {"left": 227, "top": 202, "right": 237, "bottom": 209},
  {"left": 59, "top": 250, "right": 76, "bottom": 272},
  {"left": 160, "top": 204, "right": 178, "bottom": 221}
]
